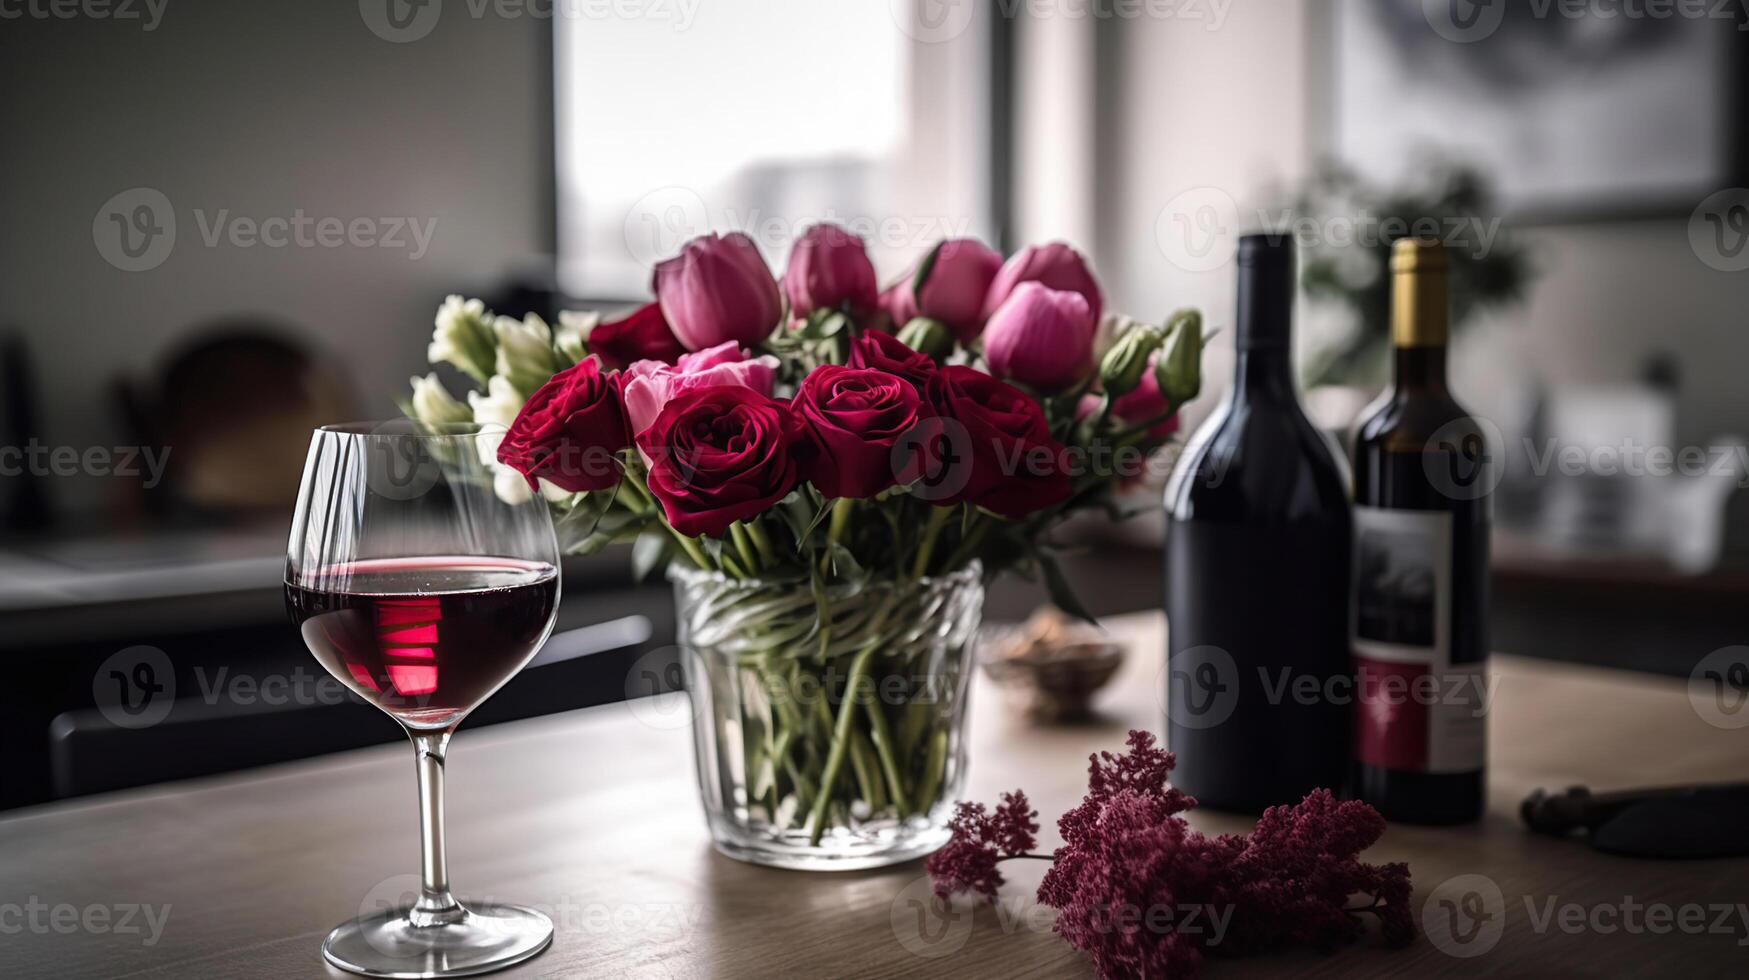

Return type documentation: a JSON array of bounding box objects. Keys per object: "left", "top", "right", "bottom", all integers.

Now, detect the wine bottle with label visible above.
[
  {"left": 1350, "top": 238, "right": 1490, "bottom": 825},
  {"left": 1164, "top": 233, "right": 1354, "bottom": 812}
]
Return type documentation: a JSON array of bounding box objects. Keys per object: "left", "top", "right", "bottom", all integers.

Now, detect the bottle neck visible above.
[
  {"left": 1234, "top": 346, "right": 1297, "bottom": 401},
  {"left": 1392, "top": 344, "right": 1448, "bottom": 393},
  {"left": 1233, "top": 238, "right": 1297, "bottom": 401}
]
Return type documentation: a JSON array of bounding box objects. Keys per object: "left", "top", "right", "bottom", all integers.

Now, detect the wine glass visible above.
[{"left": 286, "top": 421, "right": 560, "bottom": 978}]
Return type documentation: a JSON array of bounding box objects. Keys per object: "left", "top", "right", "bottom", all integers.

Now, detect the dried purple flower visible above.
[
  {"left": 926, "top": 790, "right": 1038, "bottom": 902},
  {"left": 930, "top": 731, "right": 1415, "bottom": 980}
]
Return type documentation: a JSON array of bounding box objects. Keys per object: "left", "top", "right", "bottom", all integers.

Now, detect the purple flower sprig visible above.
[{"left": 927, "top": 730, "right": 1416, "bottom": 980}]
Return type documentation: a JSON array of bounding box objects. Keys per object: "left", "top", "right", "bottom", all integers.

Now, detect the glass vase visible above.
[{"left": 671, "top": 561, "right": 983, "bottom": 871}]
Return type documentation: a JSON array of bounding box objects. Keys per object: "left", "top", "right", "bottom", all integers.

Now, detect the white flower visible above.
[
  {"left": 539, "top": 479, "right": 575, "bottom": 504},
  {"left": 408, "top": 373, "right": 473, "bottom": 428},
  {"left": 493, "top": 466, "right": 534, "bottom": 505},
  {"left": 468, "top": 375, "right": 525, "bottom": 467},
  {"left": 429, "top": 295, "right": 495, "bottom": 384},
  {"left": 555, "top": 309, "right": 599, "bottom": 365},
  {"left": 494, "top": 313, "right": 561, "bottom": 399}
]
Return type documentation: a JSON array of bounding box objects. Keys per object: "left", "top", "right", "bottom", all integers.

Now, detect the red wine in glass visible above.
[
  {"left": 287, "top": 556, "right": 559, "bottom": 730},
  {"left": 290, "top": 422, "right": 561, "bottom": 978}
]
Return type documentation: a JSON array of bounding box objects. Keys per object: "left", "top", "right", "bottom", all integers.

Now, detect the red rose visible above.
[
  {"left": 497, "top": 358, "right": 630, "bottom": 493},
  {"left": 847, "top": 329, "right": 937, "bottom": 392},
  {"left": 920, "top": 365, "right": 1072, "bottom": 519},
  {"left": 794, "top": 366, "right": 930, "bottom": 500},
  {"left": 588, "top": 302, "right": 686, "bottom": 371},
  {"left": 636, "top": 385, "right": 809, "bottom": 538}
]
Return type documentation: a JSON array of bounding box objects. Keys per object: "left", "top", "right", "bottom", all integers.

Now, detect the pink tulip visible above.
[
  {"left": 983, "top": 283, "right": 1097, "bottom": 392},
  {"left": 878, "top": 278, "right": 917, "bottom": 331},
  {"left": 653, "top": 232, "right": 783, "bottom": 351},
  {"left": 620, "top": 341, "right": 780, "bottom": 436},
  {"left": 981, "top": 242, "right": 1103, "bottom": 327},
  {"left": 783, "top": 224, "right": 878, "bottom": 319},
  {"left": 895, "top": 238, "right": 1002, "bottom": 342}
]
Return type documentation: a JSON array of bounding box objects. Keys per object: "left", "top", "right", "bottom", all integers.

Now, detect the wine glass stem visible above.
[{"left": 409, "top": 728, "right": 465, "bottom": 927}]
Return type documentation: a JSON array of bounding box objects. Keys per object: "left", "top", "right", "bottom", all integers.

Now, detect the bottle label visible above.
[{"left": 1352, "top": 506, "right": 1486, "bottom": 774}]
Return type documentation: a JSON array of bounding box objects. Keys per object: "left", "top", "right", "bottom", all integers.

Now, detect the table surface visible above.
[{"left": 3, "top": 612, "right": 1747, "bottom": 979}]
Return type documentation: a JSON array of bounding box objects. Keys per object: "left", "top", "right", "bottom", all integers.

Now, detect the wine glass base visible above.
[{"left": 322, "top": 903, "right": 553, "bottom": 979}]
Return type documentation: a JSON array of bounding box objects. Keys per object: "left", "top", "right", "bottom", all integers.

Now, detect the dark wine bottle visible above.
[
  {"left": 1164, "top": 233, "right": 1353, "bottom": 812},
  {"left": 1350, "top": 238, "right": 1489, "bottom": 825}
]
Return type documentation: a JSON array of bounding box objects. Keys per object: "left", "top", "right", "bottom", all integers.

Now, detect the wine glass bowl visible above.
[{"left": 286, "top": 421, "right": 561, "bottom": 978}]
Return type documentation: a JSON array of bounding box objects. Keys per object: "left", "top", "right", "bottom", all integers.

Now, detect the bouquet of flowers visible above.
[{"left": 408, "top": 225, "right": 1204, "bottom": 862}]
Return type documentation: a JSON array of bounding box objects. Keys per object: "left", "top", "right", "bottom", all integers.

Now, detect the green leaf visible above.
[
  {"left": 793, "top": 500, "right": 837, "bottom": 552},
  {"left": 631, "top": 530, "right": 671, "bottom": 582},
  {"left": 553, "top": 484, "right": 619, "bottom": 552},
  {"left": 911, "top": 240, "right": 944, "bottom": 295}
]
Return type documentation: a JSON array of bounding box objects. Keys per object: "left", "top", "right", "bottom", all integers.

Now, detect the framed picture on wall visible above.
[{"left": 1317, "top": 0, "right": 1747, "bottom": 222}]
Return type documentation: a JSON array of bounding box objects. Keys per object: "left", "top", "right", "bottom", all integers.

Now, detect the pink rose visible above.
[
  {"left": 983, "top": 283, "right": 1097, "bottom": 392},
  {"left": 981, "top": 242, "right": 1103, "bottom": 327},
  {"left": 653, "top": 232, "right": 783, "bottom": 351},
  {"left": 620, "top": 342, "right": 780, "bottom": 437}
]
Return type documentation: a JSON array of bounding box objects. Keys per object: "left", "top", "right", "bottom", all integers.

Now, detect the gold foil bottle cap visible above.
[
  {"left": 1391, "top": 237, "right": 1450, "bottom": 275},
  {"left": 1390, "top": 238, "right": 1449, "bottom": 347}
]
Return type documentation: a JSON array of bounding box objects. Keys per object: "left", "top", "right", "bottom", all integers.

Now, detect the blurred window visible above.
[{"left": 555, "top": 0, "right": 997, "bottom": 297}]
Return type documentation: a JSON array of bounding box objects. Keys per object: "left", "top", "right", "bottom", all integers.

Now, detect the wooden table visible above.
[{"left": 3, "top": 613, "right": 1746, "bottom": 979}]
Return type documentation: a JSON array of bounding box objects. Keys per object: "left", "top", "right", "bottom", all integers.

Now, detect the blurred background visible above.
[{"left": 1, "top": 0, "right": 1746, "bottom": 811}]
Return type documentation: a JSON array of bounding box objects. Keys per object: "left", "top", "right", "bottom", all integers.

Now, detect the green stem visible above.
[
  {"left": 820, "top": 497, "right": 855, "bottom": 578},
  {"left": 730, "top": 522, "right": 762, "bottom": 575},
  {"left": 805, "top": 604, "right": 892, "bottom": 845},
  {"left": 942, "top": 513, "right": 991, "bottom": 572},
  {"left": 747, "top": 520, "right": 779, "bottom": 567},
  {"left": 915, "top": 729, "right": 949, "bottom": 817},
  {"left": 863, "top": 694, "right": 910, "bottom": 815},
  {"left": 910, "top": 505, "right": 951, "bottom": 581},
  {"left": 668, "top": 527, "right": 713, "bottom": 571}
]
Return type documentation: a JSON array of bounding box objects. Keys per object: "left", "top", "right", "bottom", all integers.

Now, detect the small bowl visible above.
[{"left": 979, "top": 618, "right": 1126, "bottom": 723}]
